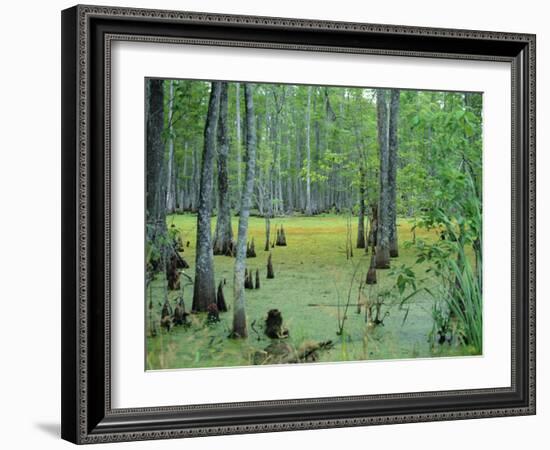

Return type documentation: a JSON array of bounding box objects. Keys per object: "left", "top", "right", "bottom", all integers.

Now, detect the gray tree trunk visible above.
[
  {"left": 146, "top": 79, "right": 168, "bottom": 254},
  {"left": 166, "top": 80, "right": 176, "bottom": 213},
  {"left": 353, "top": 104, "right": 367, "bottom": 249},
  {"left": 273, "top": 86, "right": 286, "bottom": 214},
  {"left": 286, "top": 127, "right": 293, "bottom": 213},
  {"left": 181, "top": 142, "right": 188, "bottom": 209},
  {"left": 294, "top": 117, "right": 303, "bottom": 211},
  {"left": 232, "top": 83, "right": 257, "bottom": 338},
  {"left": 213, "top": 82, "right": 234, "bottom": 256},
  {"left": 305, "top": 86, "right": 313, "bottom": 215},
  {"left": 375, "top": 89, "right": 391, "bottom": 269},
  {"left": 192, "top": 143, "right": 200, "bottom": 211},
  {"left": 275, "top": 122, "right": 284, "bottom": 214},
  {"left": 192, "top": 82, "right": 221, "bottom": 312},
  {"left": 235, "top": 83, "right": 242, "bottom": 202},
  {"left": 264, "top": 216, "right": 271, "bottom": 251},
  {"left": 388, "top": 89, "right": 400, "bottom": 257},
  {"left": 356, "top": 166, "right": 366, "bottom": 248}
]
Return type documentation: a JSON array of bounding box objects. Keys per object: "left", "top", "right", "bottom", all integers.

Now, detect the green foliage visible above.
[
  {"left": 396, "top": 171, "right": 482, "bottom": 353},
  {"left": 391, "top": 264, "right": 417, "bottom": 296},
  {"left": 445, "top": 247, "right": 482, "bottom": 351}
]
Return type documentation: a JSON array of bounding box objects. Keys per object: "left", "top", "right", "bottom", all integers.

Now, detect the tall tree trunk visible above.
[
  {"left": 264, "top": 216, "right": 271, "bottom": 251},
  {"left": 271, "top": 114, "right": 280, "bottom": 215},
  {"left": 352, "top": 98, "right": 367, "bottom": 249},
  {"left": 313, "top": 112, "right": 320, "bottom": 213},
  {"left": 305, "top": 86, "right": 313, "bottom": 215},
  {"left": 271, "top": 86, "right": 286, "bottom": 215},
  {"left": 213, "top": 82, "right": 234, "bottom": 256},
  {"left": 173, "top": 163, "right": 179, "bottom": 211},
  {"left": 356, "top": 166, "right": 366, "bottom": 248},
  {"left": 145, "top": 79, "right": 168, "bottom": 261},
  {"left": 235, "top": 83, "right": 242, "bottom": 203},
  {"left": 276, "top": 134, "right": 284, "bottom": 214},
  {"left": 232, "top": 83, "right": 257, "bottom": 338},
  {"left": 375, "top": 89, "right": 391, "bottom": 269},
  {"left": 166, "top": 80, "right": 176, "bottom": 213},
  {"left": 388, "top": 89, "right": 400, "bottom": 257},
  {"left": 286, "top": 127, "right": 293, "bottom": 213},
  {"left": 192, "top": 142, "right": 200, "bottom": 211},
  {"left": 295, "top": 118, "right": 303, "bottom": 211},
  {"left": 182, "top": 142, "right": 188, "bottom": 209},
  {"left": 192, "top": 82, "right": 221, "bottom": 312},
  {"left": 146, "top": 79, "right": 164, "bottom": 227}
]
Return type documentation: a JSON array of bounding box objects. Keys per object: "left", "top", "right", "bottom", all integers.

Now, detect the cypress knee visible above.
[
  {"left": 217, "top": 281, "right": 227, "bottom": 312},
  {"left": 160, "top": 316, "right": 172, "bottom": 332},
  {"left": 276, "top": 227, "right": 282, "bottom": 246},
  {"left": 166, "top": 254, "right": 181, "bottom": 290},
  {"left": 267, "top": 253, "right": 275, "bottom": 279},
  {"left": 366, "top": 250, "right": 377, "bottom": 285},
  {"left": 207, "top": 303, "right": 220, "bottom": 323},
  {"left": 161, "top": 301, "right": 171, "bottom": 319},
  {"left": 245, "top": 269, "right": 253, "bottom": 289},
  {"left": 255, "top": 269, "right": 260, "bottom": 289},
  {"left": 246, "top": 239, "right": 257, "bottom": 258},
  {"left": 173, "top": 298, "right": 189, "bottom": 326},
  {"left": 265, "top": 309, "right": 288, "bottom": 339}
]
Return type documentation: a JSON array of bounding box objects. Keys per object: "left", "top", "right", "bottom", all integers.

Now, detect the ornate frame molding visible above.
[{"left": 61, "top": 4, "right": 536, "bottom": 444}]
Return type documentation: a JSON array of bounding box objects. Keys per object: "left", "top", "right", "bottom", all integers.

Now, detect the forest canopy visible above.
[{"left": 145, "top": 78, "right": 483, "bottom": 370}]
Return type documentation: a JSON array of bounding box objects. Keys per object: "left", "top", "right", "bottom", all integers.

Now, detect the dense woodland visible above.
[{"left": 145, "top": 78, "right": 483, "bottom": 369}]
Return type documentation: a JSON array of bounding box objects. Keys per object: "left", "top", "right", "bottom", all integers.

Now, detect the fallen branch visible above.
[{"left": 308, "top": 303, "right": 364, "bottom": 307}]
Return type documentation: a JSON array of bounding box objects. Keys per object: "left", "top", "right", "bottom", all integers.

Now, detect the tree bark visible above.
[
  {"left": 192, "top": 82, "right": 221, "bottom": 311},
  {"left": 213, "top": 82, "right": 234, "bottom": 256},
  {"left": 181, "top": 142, "right": 188, "bottom": 209},
  {"left": 356, "top": 166, "right": 366, "bottom": 248},
  {"left": 192, "top": 142, "right": 200, "bottom": 211},
  {"left": 264, "top": 216, "right": 271, "bottom": 251},
  {"left": 388, "top": 89, "right": 400, "bottom": 257},
  {"left": 145, "top": 79, "right": 169, "bottom": 269},
  {"left": 286, "top": 134, "right": 293, "bottom": 213},
  {"left": 273, "top": 87, "right": 286, "bottom": 214},
  {"left": 351, "top": 93, "right": 368, "bottom": 249},
  {"left": 166, "top": 80, "right": 176, "bottom": 213},
  {"left": 146, "top": 79, "right": 165, "bottom": 230},
  {"left": 375, "top": 89, "right": 391, "bottom": 269},
  {"left": 305, "top": 86, "right": 313, "bottom": 215},
  {"left": 232, "top": 83, "right": 257, "bottom": 338},
  {"left": 295, "top": 123, "right": 302, "bottom": 211},
  {"left": 235, "top": 83, "right": 242, "bottom": 203}
]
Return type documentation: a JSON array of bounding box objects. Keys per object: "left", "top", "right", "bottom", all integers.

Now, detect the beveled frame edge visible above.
[{"left": 61, "top": 4, "right": 536, "bottom": 444}]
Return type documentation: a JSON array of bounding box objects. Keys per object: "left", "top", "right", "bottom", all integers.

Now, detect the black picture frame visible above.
[{"left": 61, "top": 4, "right": 536, "bottom": 444}]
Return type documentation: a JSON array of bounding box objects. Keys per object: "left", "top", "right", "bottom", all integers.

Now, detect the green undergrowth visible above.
[{"left": 146, "top": 213, "right": 480, "bottom": 370}]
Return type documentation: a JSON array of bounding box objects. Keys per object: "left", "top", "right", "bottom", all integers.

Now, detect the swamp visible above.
[{"left": 145, "top": 80, "right": 483, "bottom": 370}]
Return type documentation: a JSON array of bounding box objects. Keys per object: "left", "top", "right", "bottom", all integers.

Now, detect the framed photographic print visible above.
[{"left": 61, "top": 4, "right": 536, "bottom": 444}]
